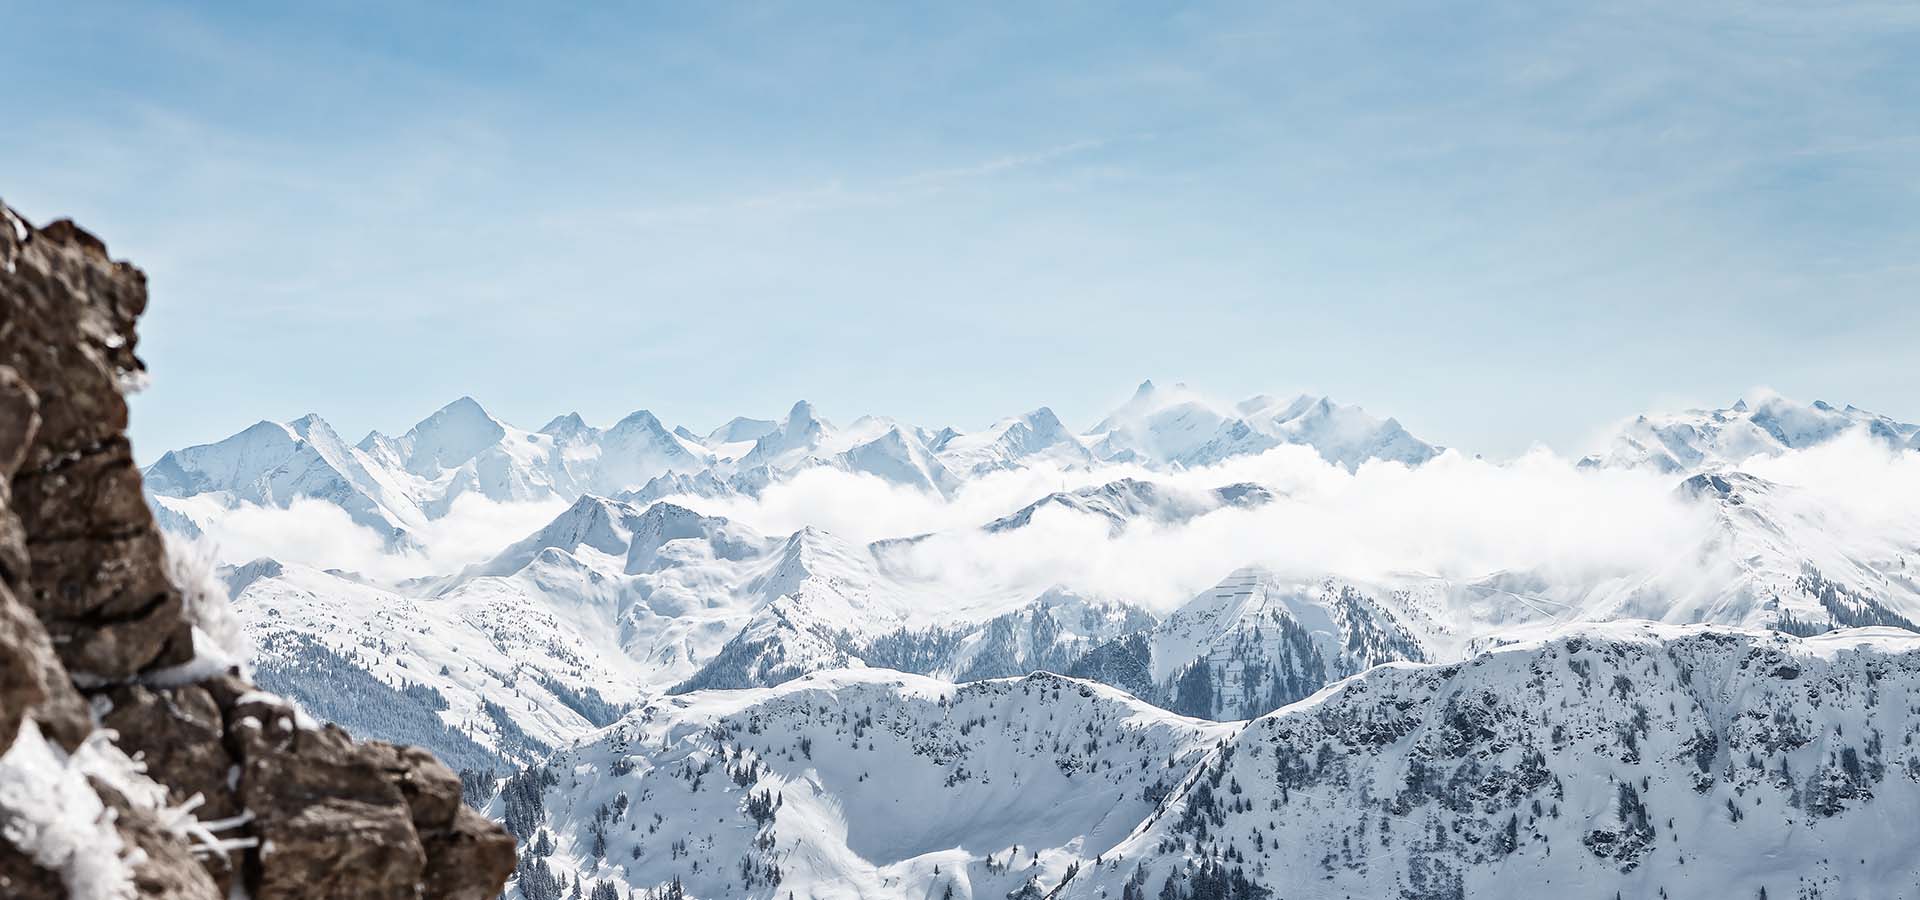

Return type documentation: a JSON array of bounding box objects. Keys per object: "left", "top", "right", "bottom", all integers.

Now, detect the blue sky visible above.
[{"left": 4, "top": 1, "right": 1916, "bottom": 461}]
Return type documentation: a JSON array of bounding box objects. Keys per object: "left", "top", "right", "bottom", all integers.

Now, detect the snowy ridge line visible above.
[
  {"left": 143, "top": 380, "right": 1451, "bottom": 551},
  {"left": 488, "top": 622, "right": 1920, "bottom": 899},
  {"left": 220, "top": 439, "right": 1920, "bottom": 776}
]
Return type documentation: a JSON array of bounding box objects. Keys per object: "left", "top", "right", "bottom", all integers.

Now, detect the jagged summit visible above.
[
  {"left": 145, "top": 382, "right": 1457, "bottom": 545},
  {"left": 537, "top": 411, "right": 590, "bottom": 437},
  {"left": 1677, "top": 470, "right": 1771, "bottom": 504},
  {"left": 610, "top": 407, "right": 669, "bottom": 431},
  {"left": 984, "top": 477, "right": 1255, "bottom": 535},
  {"left": 390, "top": 395, "right": 509, "bottom": 477},
  {"left": 704, "top": 415, "right": 779, "bottom": 446},
  {"left": 180, "top": 393, "right": 1920, "bottom": 900},
  {"left": 1086, "top": 381, "right": 1441, "bottom": 470},
  {"left": 1584, "top": 391, "right": 1920, "bottom": 473}
]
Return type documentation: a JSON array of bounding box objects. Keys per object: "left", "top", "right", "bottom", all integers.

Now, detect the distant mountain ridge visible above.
[
  {"left": 152, "top": 387, "right": 1915, "bottom": 555},
  {"left": 1582, "top": 393, "right": 1920, "bottom": 473},
  {"left": 486, "top": 625, "right": 1920, "bottom": 900},
  {"left": 142, "top": 382, "right": 1450, "bottom": 546},
  {"left": 177, "top": 386, "right": 1920, "bottom": 900}
]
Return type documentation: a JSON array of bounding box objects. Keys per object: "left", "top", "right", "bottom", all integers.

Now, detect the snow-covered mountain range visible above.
[
  {"left": 144, "top": 381, "right": 1440, "bottom": 549},
  {"left": 1581, "top": 392, "right": 1920, "bottom": 473},
  {"left": 484, "top": 625, "right": 1920, "bottom": 900},
  {"left": 146, "top": 385, "right": 1920, "bottom": 899}
]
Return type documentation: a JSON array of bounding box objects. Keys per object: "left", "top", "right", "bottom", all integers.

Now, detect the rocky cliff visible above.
[{"left": 0, "top": 201, "right": 516, "bottom": 900}]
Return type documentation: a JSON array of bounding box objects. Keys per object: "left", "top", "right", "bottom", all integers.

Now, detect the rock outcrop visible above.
[{"left": 0, "top": 200, "right": 516, "bottom": 899}]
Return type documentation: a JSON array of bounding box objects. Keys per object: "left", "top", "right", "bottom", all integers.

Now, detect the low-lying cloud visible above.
[
  {"left": 675, "top": 445, "right": 1717, "bottom": 614},
  {"left": 178, "top": 431, "right": 1920, "bottom": 618},
  {"left": 186, "top": 494, "right": 569, "bottom": 583}
]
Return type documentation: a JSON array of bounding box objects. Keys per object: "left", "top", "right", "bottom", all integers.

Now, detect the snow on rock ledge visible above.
[{"left": 0, "top": 200, "right": 515, "bottom": 900}]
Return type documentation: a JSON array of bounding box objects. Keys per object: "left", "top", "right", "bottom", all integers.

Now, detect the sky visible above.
[{"left": 3, "top": 1, "right": 1917, "bottom": 462}]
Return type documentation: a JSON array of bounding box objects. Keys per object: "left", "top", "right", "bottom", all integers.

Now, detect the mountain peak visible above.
[
  {"left": 285, "top": 414, "right": 352, "bottom": 452},
  {"left": 560, "top": 491, "right": 621, "bottom": 516},
  {"left": 786, "top": 400, "right": 820, "bottom": 427},
  {"left": 239, "top": 418, "right": 294, "bottom": 440},
  {"left": 539, "top": 411, "right": 591, "bottom": 437},
  {"left": 401, "top": 395, "right": 507, "bottom": 476},
  {"left": 703, "top": 416, "right": 778, "bottom": 446},
  {"left": 613, "top": 409, "right": 667, "bottom": 431},
  {"left": 1235, "top": 394, "right": 1279, "bottom": 416},
  {"left": 1586, "top": 392, "right": 1920, "bottom": 473},
  {"left": 439, "top": 395, "right": 491, "bottom": 420},
  {"left": 287, "top": 412, "right": 329, "bottom": 432},
  {"left": 1015, "top": 406, "right": 1074, "bottom": 442},
  {"left": 1023, "top": 406, "right": 1064, "bottom": 426},
  {"left": 412, "top": 395, "right": 500, "bottom": 432}
]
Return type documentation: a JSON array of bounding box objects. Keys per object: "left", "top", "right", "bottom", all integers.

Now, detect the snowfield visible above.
[
  {"left": 490, "top": 626, "right": 1920, "bottom": 900},
  {"left": 143, "top": 385, "right": 1920, "bottom": 898},
  {"left": 490, "top": 669, "right": 1234, "bottom": 900}
]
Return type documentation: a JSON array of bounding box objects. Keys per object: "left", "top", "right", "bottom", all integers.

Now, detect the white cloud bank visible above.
[
  {"left": 672, "top": 445, "right": 1717, "bottom": 613},
  {"left": 186, "top": 494, "right": 570, "bottom": 583},
  {"left": 176, "top": 432, "right": 1920, "bottom": 617}
]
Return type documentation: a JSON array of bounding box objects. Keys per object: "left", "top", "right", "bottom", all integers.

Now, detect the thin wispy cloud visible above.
[
  {"left": 3, "top": 3, "right": 1914, "bottom": 461},
  {"left": 569, "top": 137, "right": 1116, "bottom": 230}
]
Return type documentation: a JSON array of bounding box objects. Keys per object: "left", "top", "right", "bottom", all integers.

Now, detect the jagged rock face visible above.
[
  {"left": 0, "top": 307, "right": 92, "bottom": 757},
  {"left": 0, "top": 211, "right": 191, "bottom": 682},
  {"left": 0, "top": 202, "right": 515, "bottom": 899}
]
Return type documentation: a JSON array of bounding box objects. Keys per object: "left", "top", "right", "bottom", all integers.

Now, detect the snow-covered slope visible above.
[
  {"left": 233, "top": 560, "right": 642, "bottom": 771},
  {"left": 158, "top": 386, "right": 1920, "bottom": 900},
  {"left": 1046, "top": 463, "right": 1920, "bottom": 725},
  {"left": 666, "top": 525, "right": 901, "bottom": 692},
  {"left": 486, "top": 669, "right": 1235, "bottom": 900},
  {"left": 147, "top": 397, "right": 632, "bottom": 546},
  {"left": 1240, "top": 392, "right": 1441, "bottom": 470},
  {"left": 1085, "top": 381, "right": 1441, "bottom": 471},
  {"left": 578, "top": 410, "right": 715, "bottom": 496},
  {"left": 863, "top": 587, "right": 1159, "bottom": 683},
  {"left": 493, "top": 625, "right": 1920, "bottom": 900},
  {"left": 360, "top": 396, "right": 599, "bottom": 517},
  {"left": 146, "top": 382, "right": 1448, "bottom": 556},
  {"left": 228, "top": 483, "right": 1177, "bottom": 760},
  {"left": 225, "top": 450, "right": 1920, "bottom": 774},
  {"left": 829, "top": 424, "right": 963, "bottom": 496},
  {"left": 1068, "top": 569, "right": 1429, "bottom": 721},
  {"left": 144, "top": 397, "right": 719, "bottom": 548},
  {"left": 231, "top": 495, "right": 791, "bottom": 771},
  {"left": 1458, "top": 469, "right": 1920, "bottom": 640},
  {"left": 1068, "top": 623, "right": 1920, "bottom": 900},
  {"left": 146, "top": 414, "right": 425, "bottom": 545},
  {"left": 985, "top": 478, "right": 1272, "bottom": 536},
  {"left": 700, "top": 416, "right": 779, "bottom": 463},
  {"left": 732, "top": 401, "right": 834, "bottom": 472},
  {"left": 1583, "top": 394, "right": 1920, "bottom": 473},
  {"left": 932, "top": 407, "right": 1096, "bottom": 477}
]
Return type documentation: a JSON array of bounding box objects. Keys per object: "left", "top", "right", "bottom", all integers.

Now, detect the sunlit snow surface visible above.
[{"left": 141, "top": 387, "right": 1920, "bottom": 898}]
